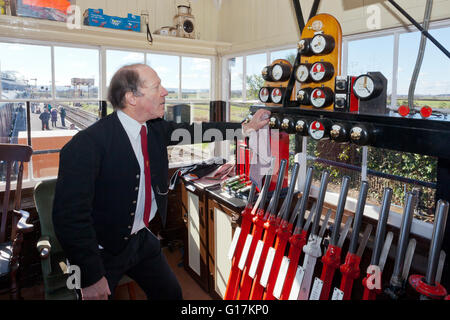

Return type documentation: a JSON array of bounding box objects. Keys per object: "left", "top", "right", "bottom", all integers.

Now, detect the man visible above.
[
  {"left": 60, "top": 106, "right": 66, "bottom": 127},
  {"left": 52, "top": 63, "right": 270, "bottom": 300},
  {"left": 39, "top": 107, "right": 50, "bottom": 130}
]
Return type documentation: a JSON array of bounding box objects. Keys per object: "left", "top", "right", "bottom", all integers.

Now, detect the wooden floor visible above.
[{"left": 0, "top": 245, "right": 213, "bottom": 300}]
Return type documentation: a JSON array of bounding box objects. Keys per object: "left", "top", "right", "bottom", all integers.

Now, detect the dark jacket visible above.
[
  {"left": 52, "top": 111, "right": 241, "bottom": 287},
  {"left": 39, "top": 111, "right": 50, "bottom": 122}
]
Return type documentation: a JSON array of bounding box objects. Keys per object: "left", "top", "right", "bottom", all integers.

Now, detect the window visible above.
[
  {"left": 229, "top": 57, "right": 243, "bottom": 101},
  {"left": 0, "top": 43, "right": 52, "bottom": 99},
  {"left": 182, "top": 57, "right": 211, "bottom": 100},
  {"left": 246, "top": 53, "right": 266, "bottom": 101},
  {"left": 147, "top": 53, "right": 179, "bottom": 100},
  {"left": 106, "top": 50, "right": 145, "bottom": 86},
  {"left": 54, "top": 46, "right": 99, "bottom": 100},
  {"left": 397, "top": 26, "right": 450, "bottom": 109}
]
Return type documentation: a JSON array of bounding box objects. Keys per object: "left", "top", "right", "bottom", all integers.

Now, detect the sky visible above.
[{"left": 0, "top": 26, "right": 449, "bottom": 97}]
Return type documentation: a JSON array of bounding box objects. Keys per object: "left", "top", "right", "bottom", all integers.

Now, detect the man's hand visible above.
[
  {"left": 242, "top": 109, "right": 271, "bottom": 135},
  {"left": 81, "top": 276, "right": 111, "bottom": 300}
]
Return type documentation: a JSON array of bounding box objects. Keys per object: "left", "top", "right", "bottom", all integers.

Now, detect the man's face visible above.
[{"left": 134, "top": 66, "right": 168, "bottom": 121}]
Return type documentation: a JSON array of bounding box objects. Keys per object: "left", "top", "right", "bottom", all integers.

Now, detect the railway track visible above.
[{"left": 64, "top": 105, "right": 99, "bottom": 130}]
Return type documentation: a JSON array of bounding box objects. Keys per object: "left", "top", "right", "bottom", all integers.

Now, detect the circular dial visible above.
[
  {"left": 297, "top": 87, "right": 313, "bottom": 105},
  {"left": 350, "top": 125, "right": 371, "bottom": 146},
  {"left": 310, "top": 62, "right": 334, "bottom": 82},
  {"left": 259, "top": 87, "right": 271, "bottom": 103},
  {"left": 310, "top": 87, "right": 333, "bottom": 108},
  {"left": 298, "top": 38, "right": 313, "bottom": 56},
  {"left": 309, "top": 121, "right": 326, "bottom": 140},
  {"left": 311, "top": 34, "right": 335, "bottom": 55},
  {"left": 353, "top": 74, "right": 383, "bottom": 100},
  {"left": 183, "top": 20, "right": 194, "bottom": 33},
  {"left": 269, "top": 116, "right": 280, "bottom": 129},
  {"left": 272, "top": 63, "right": 291, "bottom": 82},
  {"left": 281, "top": 118, "right": 293, "bottom": 131},
  {"left": 312, "top": 20, "right": 324, "bottom": 31},
  {"left": 295, "top": 64, "right": 312, "bottom": 83},
  {"left": 261, "top": 66, "right": 272, "bottom": 81},
  {"left": 270, "top": 88, "right": 284, "bottom": 104}
]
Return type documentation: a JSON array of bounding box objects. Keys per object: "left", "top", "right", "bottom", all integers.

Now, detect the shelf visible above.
[{"left": 0, "top": 15, "right": 231, "bottom": 55}]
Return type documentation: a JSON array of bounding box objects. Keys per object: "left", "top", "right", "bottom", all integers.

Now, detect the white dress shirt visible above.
[{"left": 117, "top": 110, "right": 158, "bottom": 235}]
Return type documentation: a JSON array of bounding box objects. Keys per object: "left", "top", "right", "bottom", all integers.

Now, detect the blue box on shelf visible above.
[{"left": 84, "top": 9, "right": 140, "bottom": 32}]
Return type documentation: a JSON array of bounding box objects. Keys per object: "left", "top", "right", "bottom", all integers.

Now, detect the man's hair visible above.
[{"left": 108, "top": 64, "right": 146, "bottom": 109}]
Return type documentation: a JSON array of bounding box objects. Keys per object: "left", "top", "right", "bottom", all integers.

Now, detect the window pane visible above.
[
  {"left": 307, "top": 139, "right": 362, "bottom": 198},
  {"left": 230, "top": 102, "right": 251, "bottom": 123},
  {"left": 348, "top": 35, "right": 394, "bottom": 103},
  {"left": 246, "top": 53, "right": 266, "bottom": 101},
  {"left": 0, "top": 43, "right": 52, "bottom": 99},
  {"left": 0, "top": 103, "right": 29, "bottom": 182},
  {"left": 106, "top": 50, "right": 144, "bottom": 86},
  {"left": 147, "top": 54, "right": 179, "bottom": 100},
  {"left": 191, "top": 103, "right": 210, "bottom": 123},
  {"left": 270, "top": 48, "right": 297, "bottom": 65},
  {"left": 367, "top": 147, "right": 437, "bottom": 223},
  {"left": 397, "top": 27, "right": 450, "bottom": 110},
  {"left": 181, "top": 57, "right": 211, "bottom": 100},
  {"left": 54, "top": 47, "right": 99, "bottom": 99},
  {"left": 229, "top": 57, "right": 243, "bottom": 101}
]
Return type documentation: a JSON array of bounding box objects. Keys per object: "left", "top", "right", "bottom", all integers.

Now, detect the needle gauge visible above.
[
  {"left": 270, "top": 87, "right": 285, "bottom": 104},
  {"left": 271, "top": 63, "right": 291, "bottom": 82},
  {"left": 259, "top": 87, "right": 271, "bottom": 103},
  {"left": 309, "top": 120, "right": 329, "bottom": 141},
  {"left": 311, "top": 34, "right": 335, "bottom": 55},
  {"left": 310, "top": 62, "right": 334, "bottom": 82},
  {"left": 353, "top": 74, "right": 384, "bottom": 100},
  {"left": 310, "top": 87, "right": 334, "bottom": 108},
  {"left": 295, "top": 64, "right": 312, "bottom": 83}
]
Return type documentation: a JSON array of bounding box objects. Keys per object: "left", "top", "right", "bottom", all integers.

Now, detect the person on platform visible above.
[
  {"left": 51, "top": 108, "right": 58, "bottom": 128},
  {"left": 60, "top": 106, "right": 67, "bottom": 127},
  {"left": 39, "top": 107, "right": 50, "bottom": 130},
  {"left": 52, "top": 63, "right": 270, "bottom": 300}
]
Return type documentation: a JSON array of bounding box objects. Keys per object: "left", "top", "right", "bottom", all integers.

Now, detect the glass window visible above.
[
  {"left": 0, "top": 43, "right": 52, "bottom": 99},
  {"left": 367, "top": 147, "right": 437, "bottom": 222},
  {"left": 181, "top": 57, "right": 211, "bottom": 100},
  {"left": 229, "top": 57, "right": 243, "bottom": 101},
  {"left": 106, "top": 50, "right": 144, "bottom": 86},
  {"left": 307, "top": 139, "right": 363, "bottom": 198},
  {"left": 230, "top": 102, "right": 251, "bottom": 123},
  {"left": 246, "top": 53, "right": 266, "bottom": 101},
  {"left": 54, "top": 46, "right": 99, "bottom": 99},
  {"left": 347, "top": 35, "right": 394, "bottom": 104},
  {"left": 270, "top": 48, "right": 297, "bottom": 65},
  {"left": 397, "top": 26, "right": 450, "bottom": 109},
  {"left": 147, "top": 53, "right": 179, "bottom": 100}
]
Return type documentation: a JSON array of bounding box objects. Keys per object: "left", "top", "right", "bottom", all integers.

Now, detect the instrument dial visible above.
[
  {"left": 272, "top": 63, "right": 291, "bottom": 82},
  {"left": 259, "top": 87, "right": 271, "bottom": 103},
  {"left": 353, "top": 74, "right": 383, "bottom": 100},
  {"left": 270, "top": 88, "right": 284, "bottom": 104},
  {"left": 310, "top": 62, "right": 334, "bottom": 82},
  {"left": 295, "top": 120, "right": 308, "bottom": 135},
  {"left": 310, "top": 87, "right": 334, "bottom": 108},
  {"left": 309, "top": 120, "right": 327, "bottom": 141},
  {"left": 311, "top": 34, "right": 335, "bottom": 55},
  {"left": 261, "top": 66, "right": 272, "bottom": 81},
  {"left": 295, "top": 64, "right": 312, "bottom": 83}
]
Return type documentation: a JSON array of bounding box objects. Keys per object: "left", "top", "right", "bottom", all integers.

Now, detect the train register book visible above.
[{"left": 169, "top": 159, "right": 235, "bottom": 190}]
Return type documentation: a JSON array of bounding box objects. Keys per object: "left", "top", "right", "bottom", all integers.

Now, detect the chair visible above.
[
  {"left": 0, "top": 143, "right": 34, "bottom": 300},
  {"left": 34, "top": 179, "right": 137, "bottom": 300}
]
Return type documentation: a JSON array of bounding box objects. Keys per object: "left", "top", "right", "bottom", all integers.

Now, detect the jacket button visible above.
[
  {"left": 136, "top": 174, "right": 140, "bottom": 179},
  {"left": 124, "top": 237, "right": 129, "bottom": 240},
  {"left": 135, "top": 186, "right": 139, "bottom": 191},
  {"left": 132, "top": 200, "right": 137, "bottom": 204},
  {"left": 128, "top": 225, "right": 132, "bottom": 229},
  {"left": 130, "top": 212, "right": 135, "bottom": 216}
]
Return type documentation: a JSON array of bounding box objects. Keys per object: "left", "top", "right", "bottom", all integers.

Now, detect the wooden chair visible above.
[
  {"left": 0, "top": 143, "right": 34, "bottom": 299},
  {"left": 34, "top": 178, "right": 136, "bottom": 300}
]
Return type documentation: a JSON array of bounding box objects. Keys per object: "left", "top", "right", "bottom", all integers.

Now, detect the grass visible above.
[{"left": 397, "top": 99, "right": 450, "bottom": 109}]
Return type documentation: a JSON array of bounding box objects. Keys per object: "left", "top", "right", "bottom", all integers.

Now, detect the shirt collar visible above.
[{"left": 117, "top": 110, "right": 147, "bottom": 140}]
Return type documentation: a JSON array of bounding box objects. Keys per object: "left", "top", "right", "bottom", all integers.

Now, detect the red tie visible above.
[{"left": 140, "top": 125, "right": 152, "bottom": 227}]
